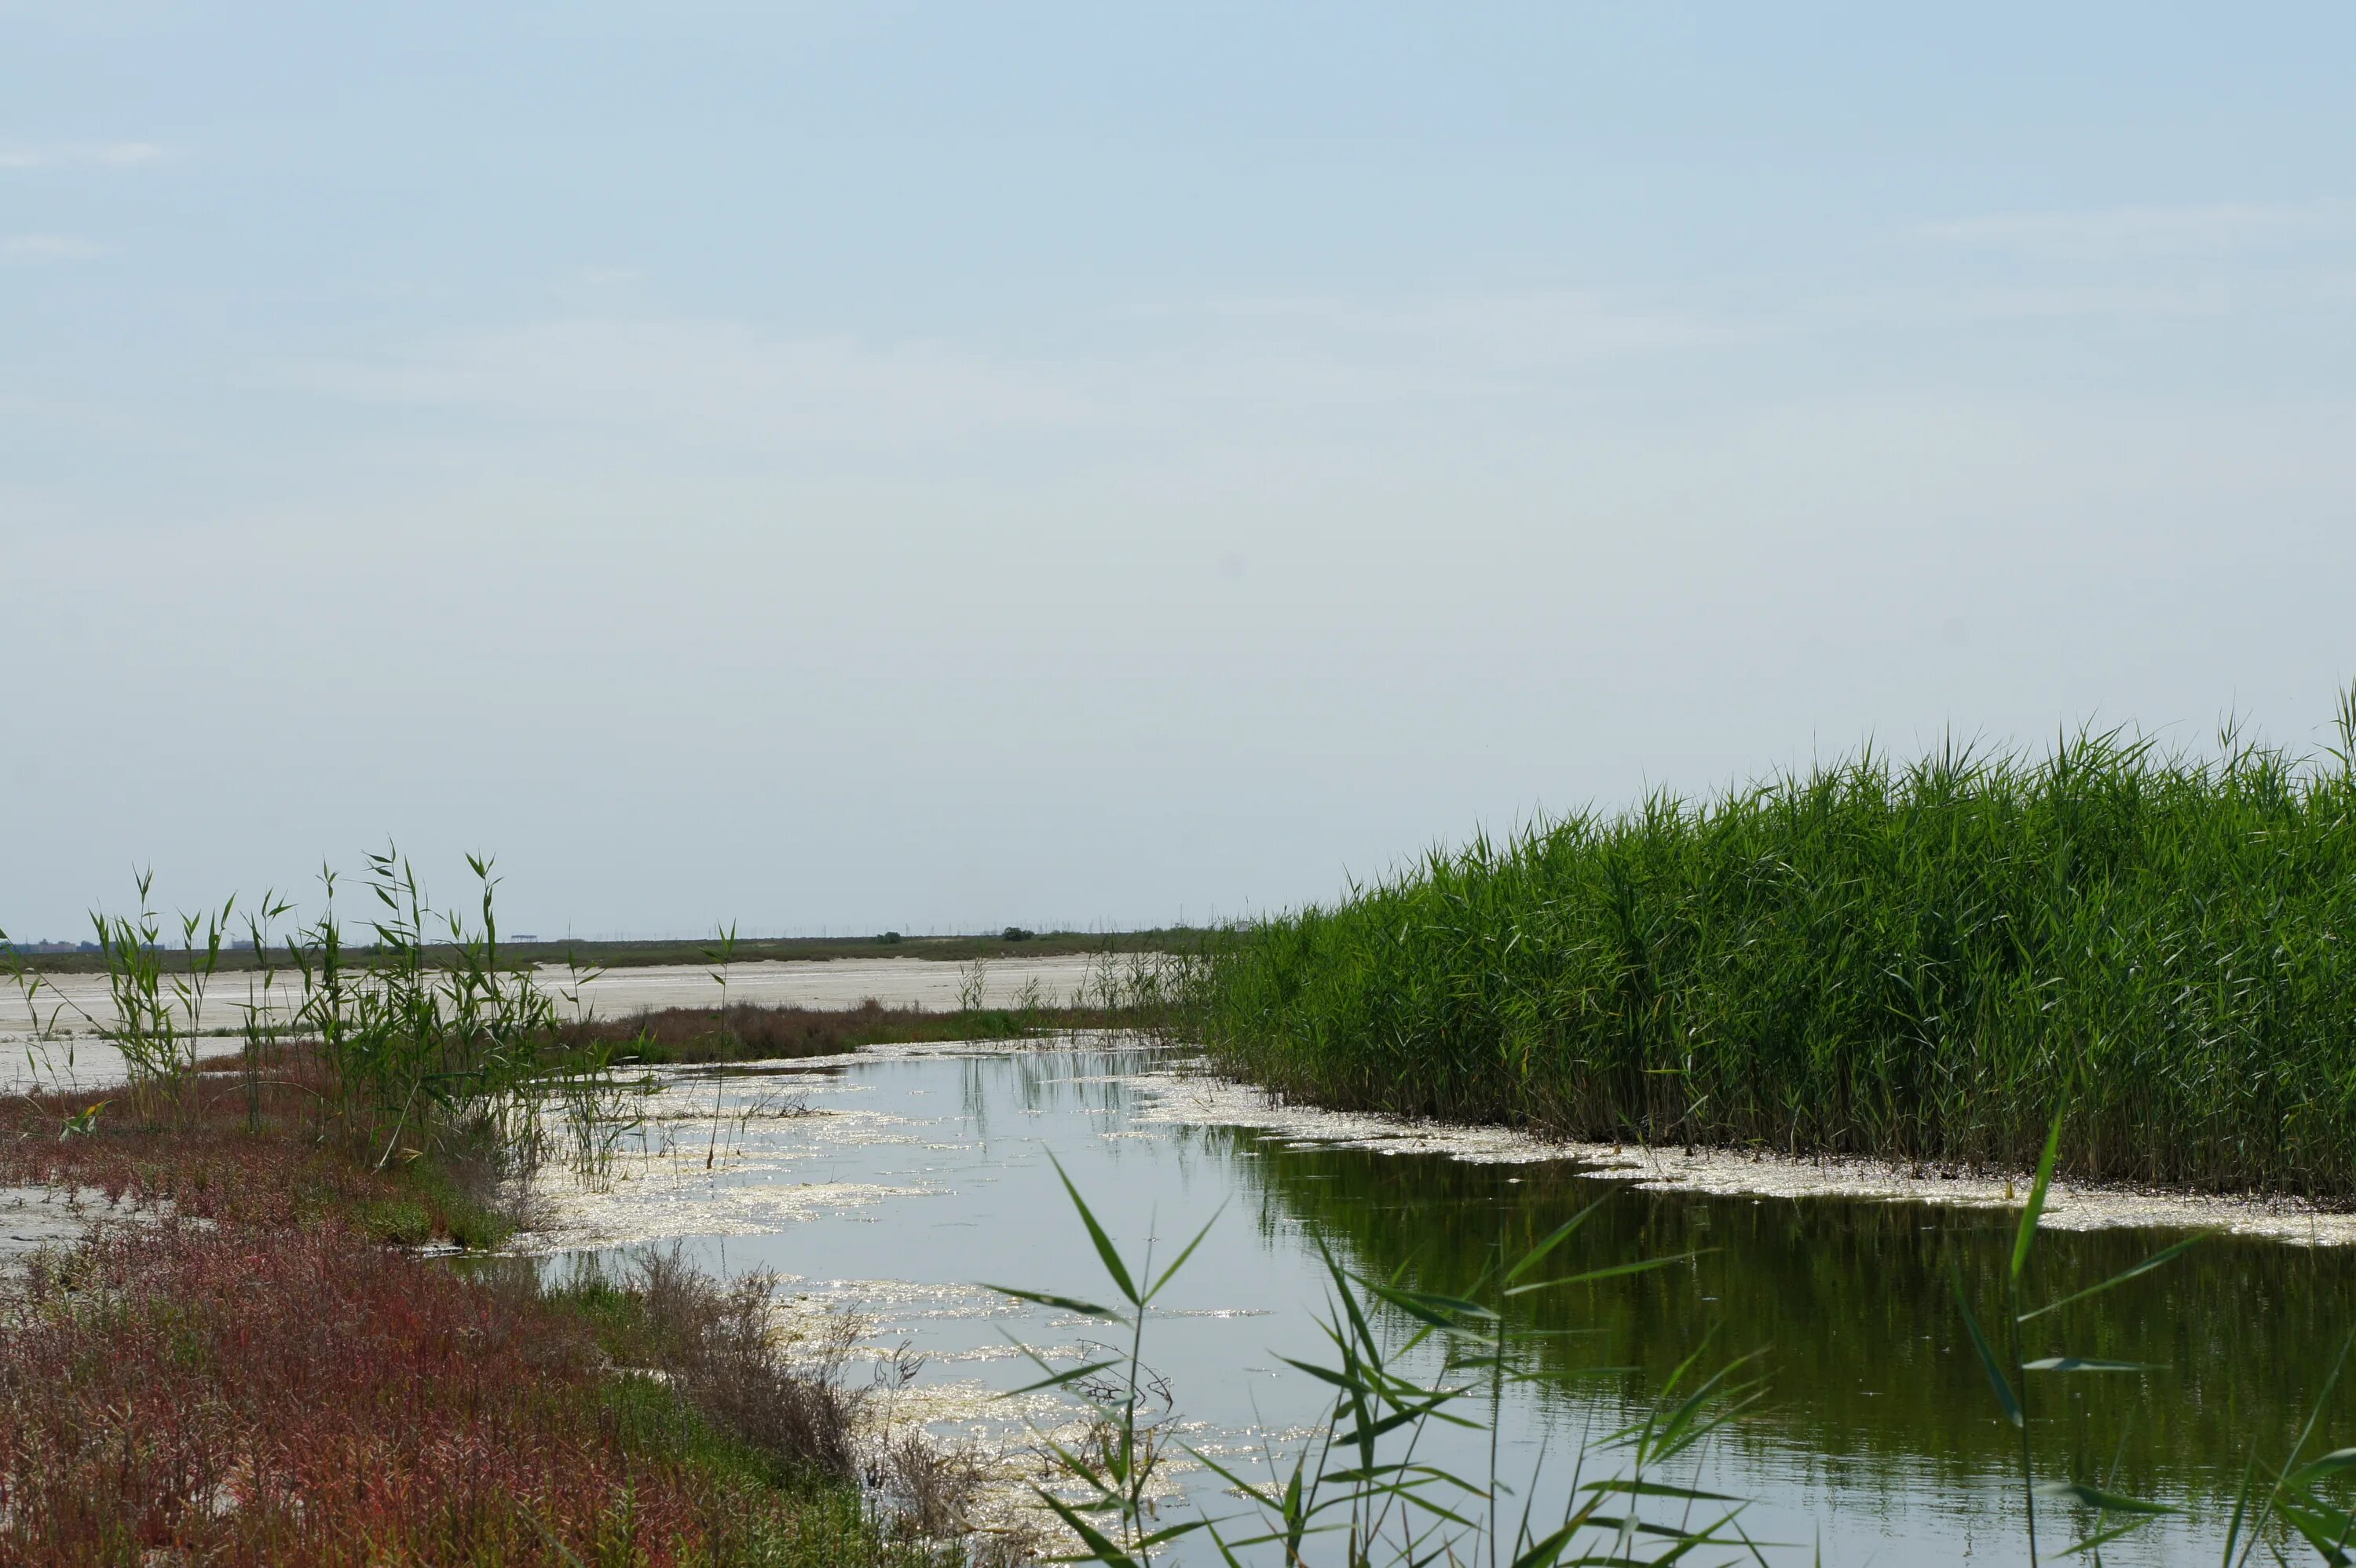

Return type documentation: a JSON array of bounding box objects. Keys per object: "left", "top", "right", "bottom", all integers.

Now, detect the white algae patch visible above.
[
  {"left": 1556, "top": 1144, "right": 2356, "bottom": 1245},
  {"left": 1126, "top": 1062, "right": 1584, "bottom": 1166},
  {"left": 513, "top": 1175, "right": 938, "bottom": 1253},
  {"left": 510, "top": 1071, "right": 949, "bottom": 1252},
  {"left": 858, "top": 1373, "right": 1209, "bottom": 1544},
  {"left": 1125, "top": 1062, "right": 2356, "bottom": 1247}
]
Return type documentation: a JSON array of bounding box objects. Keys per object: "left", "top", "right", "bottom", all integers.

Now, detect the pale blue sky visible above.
[{"left": 5, "top": 4, "right": 2354, "bottom": 938}]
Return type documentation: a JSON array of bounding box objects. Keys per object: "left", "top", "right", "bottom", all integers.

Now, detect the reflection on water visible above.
[{"left": 523, "top": 1042, "right": 2356, "bottom": 1565}]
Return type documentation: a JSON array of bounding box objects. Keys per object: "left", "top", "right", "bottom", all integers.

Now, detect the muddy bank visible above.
[{"left": 0, "top": 1186, "right": 130, "bottom": 1271}]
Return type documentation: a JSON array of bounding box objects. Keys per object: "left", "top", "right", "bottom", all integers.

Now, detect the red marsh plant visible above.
[
  {"left": 0, "top": 1071, "right": 938, "bottom": 1563},
  {"left": 0, "top": 1219, "right": 712, "bottom": 1564}
]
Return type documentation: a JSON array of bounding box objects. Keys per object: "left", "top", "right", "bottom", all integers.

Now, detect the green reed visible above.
[
  {"left": 30, "top": 844, "right": 642, "bottom": 1175},
  {"left": 1949, "top": 1094, "right": 2356, "bottom": 1565},
  {"left": 68, "top": 869, "right": 242, "bottom": 1124},
  {"left": 1000, "top": 1129, "right": 2356, "bottom": 1566},
  {"left": 1193, "top": 695, "right": 2356, "bottom": 1197},
  {"left": 280, "top": 847, "right": 588, "bottom": 1168},
  {"left": 701, "top": 921, "right": 741, "bottom": 1169},
  {"left": 990, "top": 1162, "right": 1765, "bottom": 1566}
]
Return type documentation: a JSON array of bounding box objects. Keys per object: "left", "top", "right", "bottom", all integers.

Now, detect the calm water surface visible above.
[{"left": 539, "top": 1042, "right": 2356, "bottom": 1565}]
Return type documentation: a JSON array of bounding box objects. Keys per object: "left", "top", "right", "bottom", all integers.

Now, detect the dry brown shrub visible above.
[{"left": 630, "top": 1244, "right": 866, "bottom": 1482}]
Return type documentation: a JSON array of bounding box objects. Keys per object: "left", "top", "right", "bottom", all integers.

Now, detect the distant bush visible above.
[
  {"left": 1001, "top": 927, "right": 1034, "bottom": 941},
  {"left": 878, "top": 931, "right": 902, "bottom": 945}
]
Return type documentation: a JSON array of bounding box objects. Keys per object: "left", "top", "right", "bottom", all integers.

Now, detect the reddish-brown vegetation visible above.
[
  {"left": 4, "top": 1219, "right": 749, "bottom": 1563},
  {"left": 0, "top": 1073, "right": 905, "bottom": 1566},
  {"left": 3, "top": 1060, "right": 497, "bottom": 1245},
  {"left": 561, "top": 1000, "right": 1129, "bottom": 1065}
]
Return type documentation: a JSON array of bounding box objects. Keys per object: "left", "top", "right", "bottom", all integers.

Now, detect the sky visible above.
[{"left": 3, "top": 2, "right": 2354, "bottom": 940}]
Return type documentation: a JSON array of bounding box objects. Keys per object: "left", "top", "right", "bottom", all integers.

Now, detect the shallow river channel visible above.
[{"left": 516, "top": 1037, "right": 2356, "bottom": 1566}]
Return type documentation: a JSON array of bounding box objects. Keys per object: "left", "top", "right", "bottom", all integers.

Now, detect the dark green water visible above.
[
  {"left": 1242, "top": 1130, "right": 2354, "bottom": 1510},
  {"left": 551, "top": 1043, "right": 2356, "bottom": 1564}
]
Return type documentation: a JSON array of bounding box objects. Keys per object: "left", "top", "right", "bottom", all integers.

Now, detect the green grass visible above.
[
  {"left": 1194, "top": 704, "right": 2356, "bottom": 1198},
  {"left": 351, "top": 1155, "right": 515, "bottom": 1250}
]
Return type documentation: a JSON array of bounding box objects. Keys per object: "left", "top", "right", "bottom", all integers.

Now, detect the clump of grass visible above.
[
  {"left": 2, "top": 853, "right": 1034, "bottom": 1565},
  {"left": 23, "top": 846, "right": 642, "bottom": 1184},
  {"left": 1949, "top": 1095, "right": 2356, "bottom": 1565},
  {"left": 879, "top": 1432, "right": 990, "bottom": 1544},
  {"left": 551, "top": 1245, "right": 869, "bottom": 1484},
  {"left": 1948, "top": 1096, "right": 2208, "bottom": 1562},
  {"left": 1195, "top": 698, "right": 2356, "bottom": 1197}
]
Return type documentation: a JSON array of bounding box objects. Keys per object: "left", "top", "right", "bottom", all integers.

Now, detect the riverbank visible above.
[
  {"left": 1193, "top": 715, "right": 2356, "bottom": 1200},
  {"left": 0, "top": 1064, "right": 987, "bottom": 1566}
]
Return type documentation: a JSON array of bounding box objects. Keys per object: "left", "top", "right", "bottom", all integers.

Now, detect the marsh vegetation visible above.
[
  {"left": 1193, "top": 700, "right": 2356, "bottom": 1199},
  {"left": 0, "top": 853, "right": 1019, "bottom": 1566},
  {"left": 19, "top": 690, "right": 2356, "bottom": 1565}
]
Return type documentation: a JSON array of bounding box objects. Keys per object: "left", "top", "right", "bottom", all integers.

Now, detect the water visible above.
[{"left": 522, "top": 1039, "right": 2356, "bottom": 1564}]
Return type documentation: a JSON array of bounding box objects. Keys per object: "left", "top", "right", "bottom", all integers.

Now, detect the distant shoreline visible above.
[{"left": 5, "top": 927, "right": 1198, "bottom": 976}]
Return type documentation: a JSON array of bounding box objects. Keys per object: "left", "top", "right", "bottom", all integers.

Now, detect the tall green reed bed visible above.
[{"left": 1194, "top": 700, "right": 2356, "bottom": 1198}]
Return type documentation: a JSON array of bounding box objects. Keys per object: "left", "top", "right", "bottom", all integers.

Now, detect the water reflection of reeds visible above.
[{"left": 1225, "top": 1125, "right": 2356, "bottom": 1511}]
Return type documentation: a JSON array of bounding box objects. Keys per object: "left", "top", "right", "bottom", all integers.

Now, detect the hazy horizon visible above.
[{"left": 6, "top": 5, "right": 2353, "bottom": 939}]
